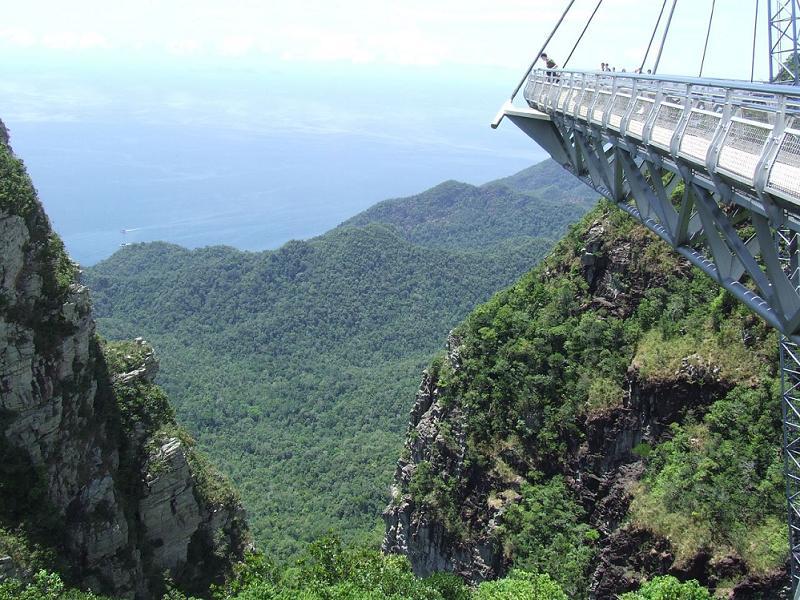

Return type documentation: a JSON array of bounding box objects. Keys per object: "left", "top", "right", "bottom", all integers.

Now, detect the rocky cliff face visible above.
[
  {"left": 383, "top": 362, "right": 504, "bottom": 584},
  {"left": 383, "top": 202, "right": 788, "bottom": 599},
  {"left": 0, "top": 120, "right": 248, "bottom": 598}
]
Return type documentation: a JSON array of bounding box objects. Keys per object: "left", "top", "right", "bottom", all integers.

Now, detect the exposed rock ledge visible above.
[{"left": 0, "top": 120, "right": 249, "bottom": 598}]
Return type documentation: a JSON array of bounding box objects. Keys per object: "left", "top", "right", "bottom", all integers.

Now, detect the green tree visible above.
[
  {"left": 619, "top": 575, "right": 712, "bottom": 600},
  {"left": 473, "top": 570, "right": 568, "bottom": 600},
  {"left": 497, "top": 476, "right": 597, "bottom": 598},
  {"left": 0, "top": 571, "right": 110, "bottom": 600}
]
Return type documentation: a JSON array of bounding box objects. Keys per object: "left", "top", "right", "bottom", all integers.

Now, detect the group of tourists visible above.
[
  {"left": 601, "top": 63, "right": 653, "bottom": 74},
  {"left": 539, "top": 54, "right": 652, "bottom": 76}
]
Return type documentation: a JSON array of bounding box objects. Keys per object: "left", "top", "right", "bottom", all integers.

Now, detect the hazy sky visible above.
[
  {"left": 0, "top": 0, "right": 772, "bottom": 82},
  {"left": 0, "top": 1, "right": 779, "bottom": 263}
]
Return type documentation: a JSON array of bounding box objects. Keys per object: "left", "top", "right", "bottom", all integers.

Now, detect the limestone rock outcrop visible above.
[{"left": 0, "top": 118, "right": 248, "bottom": 598}]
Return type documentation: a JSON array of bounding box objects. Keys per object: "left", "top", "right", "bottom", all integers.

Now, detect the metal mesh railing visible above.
[
  {"left": 526, "top": 80, "right": 538, "bottom": 106},
  {"left": 592, "top": 91, "right": 613, "bottom": 125},
  {"left": 557, "top": 86, "right": 572, "bottom": 111},
  {"left": 528, "top": 75, "right": 547, "bottom": 108},
  {"left": 679, "top": 109, "right": 721, "bottom": 165},
  {"left": 627, "top": 97, "right": 655, "bottom": 139},
  {"left": 650, "top": 103, "right": 684, "bottom": 150},
  {"left": 565, "top": 82, "right": 581, "bottom": 114},
  {"left": 718, "top": 118, "right": 772, "bottom": 183},
  {"left": 608, "top": 92, "right": 632, "bottom": 131},
  {"left": 550, "top": 84, "right": 563, "bottom": 111},
  {"left": 768, "top": 131, "right": 800, "bottom": 204},
  {"left": 577, "top": 89, "right": 597, "bottom": 120},
  {"left": 740, "top": 106, "right": 775, "bottom": 124},
  {"left": 520, "top": 69, "right": 799, "bottom": 201}
]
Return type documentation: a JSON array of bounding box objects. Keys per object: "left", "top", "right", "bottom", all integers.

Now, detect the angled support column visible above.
[
  {"left": 782, "top": 334, "right": 800, "bottom": 593},
  {"left": 573, "top": 130, "right": 614, "bottom": 196}
]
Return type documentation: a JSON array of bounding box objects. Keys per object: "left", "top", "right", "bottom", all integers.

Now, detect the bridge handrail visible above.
[
  {"left": 527, "top": 68, "right": 800, "bottom": 100},
  {"left": 523, "top": 68, "right": 800, "bottom": 210},
  {"left": 525, "top": 69, "right": 800, "bottom": 116}
]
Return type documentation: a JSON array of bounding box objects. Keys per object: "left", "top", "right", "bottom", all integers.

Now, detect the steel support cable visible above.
[
  {"left": 652, "top": 0, "right": 678, "bottom": 75},
  {"left": 639, "top": 0, "right": 668, "bottom": 73},
  {"left": 751, "top": 0, "right": 759, "bottom": 82},
  {"left": 698, "top": 0, "right": 716, "bottom": 77},
  {"left": 509, "top": 0, "right": 576, "bottom": 102},
  {"left": 768, "top": 0, "right": 776, "bottom": 82},
  {"left": 563, "top": 0, "right": 605, "bottom": 68}
]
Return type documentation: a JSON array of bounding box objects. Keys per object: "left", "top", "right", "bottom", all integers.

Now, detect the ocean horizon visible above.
[{"left": 2, "top": 62, "right": 544, "bottom": 265}]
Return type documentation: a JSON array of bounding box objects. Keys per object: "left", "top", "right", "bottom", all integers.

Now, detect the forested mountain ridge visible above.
[
  {"left": 384, "top": 198, "right": 787, "bottom": 598},
  {"left": 341, "top": 159, "right": 596, "bottom": 250},
  {"left": 89, "top": 226, "right": 551, "bottom": 362},
  {"left": 85, "top": 160, "right": 598, "bottom": 560}
]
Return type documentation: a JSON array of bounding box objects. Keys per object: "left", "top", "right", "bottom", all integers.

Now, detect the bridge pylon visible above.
[{"left": 770, "top": 0, "right": 800, "bottom": 84}]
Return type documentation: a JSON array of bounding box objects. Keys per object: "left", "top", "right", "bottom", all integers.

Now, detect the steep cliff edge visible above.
[
  {"left": 384, "top": 200, "right": 788, "bottom": 599},
  {"left": 0, "top": 120, "right": 248, "bottom": 598}
]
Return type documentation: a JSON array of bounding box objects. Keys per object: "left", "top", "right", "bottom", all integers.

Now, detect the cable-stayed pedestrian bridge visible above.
[
  {"left": 492, "top": 0, "right": 800, "bottom": 591},
  {"left": 496, "top": 68, "right": 800, "bottom": 341}
]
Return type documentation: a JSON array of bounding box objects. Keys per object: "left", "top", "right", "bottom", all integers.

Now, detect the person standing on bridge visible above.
[{"left": 540, "top": 53, "right": 558, "bottom": 81}]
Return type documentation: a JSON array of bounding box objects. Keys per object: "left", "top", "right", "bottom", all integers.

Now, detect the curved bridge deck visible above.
[
  {"left": 526, "top": 69, "right": 800, "bottom": 205},
  {"left": 501, "top": 68, "right": 800, "bottom": 341}
]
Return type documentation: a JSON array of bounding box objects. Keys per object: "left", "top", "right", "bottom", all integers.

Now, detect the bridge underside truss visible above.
[{"left": 517, "top": 114, "right": 800, "bottom": 341}]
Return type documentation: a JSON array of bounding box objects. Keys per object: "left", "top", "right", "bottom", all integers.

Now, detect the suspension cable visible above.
[
  {"left": 510, "top": 0, "right": 577, "bottom": 102},
  {"left": 751, "top": 0, "right": 759, "bottom": 82},
  {"left": 652, "top": 0, "right": 678, "bottom": 75},
  {"left": 639, "top": 0, "right": 668, "bottom": 73},
  {"left": 563, "top": 0, "right": 604, "bottom": 68},
  {"left": 698, "top": 0, "right": 716, "bottom": 77}
]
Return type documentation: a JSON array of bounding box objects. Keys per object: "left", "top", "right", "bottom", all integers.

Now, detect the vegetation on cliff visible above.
[
  {"left": 0, "top": 140, "right": 78, "bottom": 583},
  {"left": 102, "top": 337, "right": 243, "bottom": 518},
  {"left": 165, "top": 538, "right": 572, "bottom": 599},
  {"left": 85, "top": 162, "right": 597, "bottom": 559},
  {"left": 391, "top": 199, "right": 784, "bottom": 597},
  {"left": 0, "top": 143, "right": 77, "bottom": 302},
  {"left": 0, "top": 571, "right": 111, "bottom": 600},
  {"left": 132, "top": 539, "right": 711, "bottom": 600},
  {"left": 0, "top": 555, "right": 714, "bottom": 600}
]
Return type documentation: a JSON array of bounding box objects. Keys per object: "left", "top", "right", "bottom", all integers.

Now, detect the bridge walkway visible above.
[{"left": 498, "top": 68, "right": 800, "bottom": 341}]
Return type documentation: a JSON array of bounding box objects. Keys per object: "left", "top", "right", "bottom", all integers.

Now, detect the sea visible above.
[{"left": 1, "top": 60, "right": 544, "bottom": 265}]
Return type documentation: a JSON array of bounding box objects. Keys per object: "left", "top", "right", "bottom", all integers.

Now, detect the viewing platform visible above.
[
  {"left": 512, "top": 68, "right": 800, "bottom": 210},
  {"left": 496, "top": 68, "right": 800, "bottom": 341}
]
